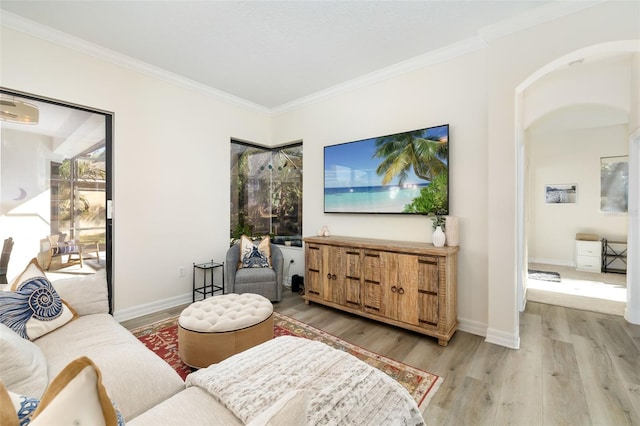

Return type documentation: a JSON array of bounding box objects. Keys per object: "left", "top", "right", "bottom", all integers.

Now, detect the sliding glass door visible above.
[{"left": 0, "top": 89, "right": 112, "bottom": 305}]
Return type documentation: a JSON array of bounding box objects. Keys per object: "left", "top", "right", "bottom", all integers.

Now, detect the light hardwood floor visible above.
[
  {"left": 527, "top": 262, "right": 627, "bottom": 316},
  {"left": 121, "top": 289, "right": 640, "bottom": 425}
]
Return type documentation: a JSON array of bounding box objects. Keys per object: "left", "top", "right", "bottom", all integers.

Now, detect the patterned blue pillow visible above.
[
  {"left": 0, "top": 258, "right": 76, "bottom": 340},
  {"left": 239, "top": 235, "right": 271, "bottom": 268},
  {"left": 12, "top": 393, "right": 38, "bottom": 425}
]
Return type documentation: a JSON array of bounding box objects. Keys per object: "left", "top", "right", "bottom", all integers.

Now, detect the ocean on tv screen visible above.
[{"left": 324, "top": 183, "right": 428, "bottom": 213}]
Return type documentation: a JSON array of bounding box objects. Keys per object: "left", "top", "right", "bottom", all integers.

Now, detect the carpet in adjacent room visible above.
[{"left": 528, "top": 269, "right": 561, "bottom": 282}]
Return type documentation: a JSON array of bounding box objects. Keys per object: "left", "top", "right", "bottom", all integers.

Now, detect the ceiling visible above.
[
  {"left": 0, "top": 0, "right": 567, "bottom": 111},
  {"left": 0, "top": 95, "right": 106, "bottom": 159}
]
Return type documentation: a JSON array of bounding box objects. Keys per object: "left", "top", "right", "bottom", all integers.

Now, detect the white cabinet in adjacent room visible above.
[{"left": 575, "top": 240, "right": 601, "bottom": 273}]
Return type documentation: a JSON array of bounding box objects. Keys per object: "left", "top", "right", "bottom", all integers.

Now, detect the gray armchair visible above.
[{"left": 225, "top": 242, "right": 284, "bottom": 302}]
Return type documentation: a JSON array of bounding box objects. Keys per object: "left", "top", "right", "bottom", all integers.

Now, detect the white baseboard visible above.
[
  {"left": 457, "top": 317, "right": 487, "bottom": 337},
  {"left": 528, "top": 258, "right": 574, "bottom": 267},
  {"left": 449, "top": 319, "right": 523, "bottom": 350},
  {"left": 626, "top": 307, "right": 640, "bottom": 325},
  {"left": 485, "top": 327, "right": 520, "bottom": 349},
  {"left": 113, "top": 293, "right": 191, "bottom": 323}
]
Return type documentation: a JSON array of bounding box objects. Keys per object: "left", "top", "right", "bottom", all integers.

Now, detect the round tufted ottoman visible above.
[{"left": 178, "top": 293, "right": 274, "bottom": 368}]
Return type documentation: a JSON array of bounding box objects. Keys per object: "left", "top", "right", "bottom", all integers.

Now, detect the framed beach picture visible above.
[
  {"left": 600, "top": 155, "right": 628, "bottom": 213},
  {"left": 545, "top": 184, "right": 577, "bottom": 204}
]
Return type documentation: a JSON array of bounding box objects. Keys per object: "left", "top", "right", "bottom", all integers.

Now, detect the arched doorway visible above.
[{"left": 515, "top": 41, "right": 639, "bottom": 323}]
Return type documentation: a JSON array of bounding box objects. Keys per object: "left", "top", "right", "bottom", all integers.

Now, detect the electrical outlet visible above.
[{"left": 177, "top": 267, "right": 185, "bottom": 277}]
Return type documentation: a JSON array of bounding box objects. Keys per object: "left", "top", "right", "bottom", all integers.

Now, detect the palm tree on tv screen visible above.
[{"left": 373, "top": 130, "right": 448, "bottom": 185}]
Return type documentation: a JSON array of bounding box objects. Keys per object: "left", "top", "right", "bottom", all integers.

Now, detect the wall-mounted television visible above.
[{"left": 324, "top": 124, "right": 449, "bottom": 214}]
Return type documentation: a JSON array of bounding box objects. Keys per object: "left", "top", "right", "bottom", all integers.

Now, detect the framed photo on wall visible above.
[
  {"left": 545, "top": 184, "right": 577, "bottom": 204},
  {"left": 601, "top": 155, "right": 628, "bottom": 213}
]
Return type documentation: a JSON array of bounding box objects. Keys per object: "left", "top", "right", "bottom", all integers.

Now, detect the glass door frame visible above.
[{"left": 0, "top": 87, "right": 113, "bottom": 311}]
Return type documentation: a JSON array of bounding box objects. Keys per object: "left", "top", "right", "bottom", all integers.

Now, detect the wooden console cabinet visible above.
[{"left": 303, "top": 235, "right": 459, "bottom": 346}]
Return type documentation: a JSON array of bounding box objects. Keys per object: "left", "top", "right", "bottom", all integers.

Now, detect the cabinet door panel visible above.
[
  {"left": 345, "top": 278, "right": 361, "bottom": 307},
  {"left": 419, "top": 293, "right": 438, "bottom": 326},
  {"left": 344, "top": 250, "right": 361, "bottom": 307},
  {"left": 363, "top": 251, "right": 382, "bottom": 313},
  {"left": 306, "top": 270, "right": 321, "bottom": 297},
  {"left": 345, "top": 250, "right": 361, "bottom": 280},
  {"left": 380, "top": 253, "right": 420, "bottom": 325},
  {"left": 417, "top": 257, "right": 439, "bottom": 293},
  {"left": 363, "top": 281, "right": 381, "bottom": 312},
  {"left": 305, "top": 245, "right": 322, "bottom": 297},
  {"left": 396, "top": 255, "right": 419, "bottom": 325},
  {"left": 417, "top": 257, "right": 439, "bottom": 326},
  {"left": 324, "top": 246, "right": 345, "bottom": 305},
  {"left": 380, "top": 252, "right": 399, "bottom": 319},
  {"left": 363, "top": 251, "right": 381, "bottom": 283},
  {"left": 306, "top": 245, "right": 321, "bottom": 270}
]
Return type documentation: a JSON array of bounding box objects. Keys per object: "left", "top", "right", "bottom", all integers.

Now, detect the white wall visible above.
[
  {"left": 0, "top": 129, "right": 53, "bottom": 274},
  {"left": 278, "top": 245, "right": 305, "bottom": 286},
  {"left": 523, "top": 56, "right": 632, "bottom": 130},
  {"left": 528, "top": 125, "right": 628, "bottom": 265},
  {"left": 1, "top": 129, "right": 50, "bottom": 215},
  {"left": 632, "top": 55, "right": 640, "bottom": 132},
  {"left": 1, "top": 27, "right": 271, "bottom": 317},
  {"left": 272, "top": 51, "right": 490, "bottom": 334}
]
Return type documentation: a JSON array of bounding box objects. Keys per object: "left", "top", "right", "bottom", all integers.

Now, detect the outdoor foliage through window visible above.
[
  {"left": 51, "top": 145, "right": 106, "bottom": 244},
  {"left": 230, "top": 141, "right": 302, "bottom": 245}
]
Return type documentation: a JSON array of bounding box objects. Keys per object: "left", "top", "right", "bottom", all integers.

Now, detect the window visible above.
[
  {"left": 230, "top": 141, "right": 302, "bottom": 245},
  {"left": 51, "top": 144, "right": 106, "bottom": 244}
]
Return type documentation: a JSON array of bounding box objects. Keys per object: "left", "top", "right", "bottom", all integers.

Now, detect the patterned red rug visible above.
[{"left": 130, "top": 311, "right": 442, "bottom": 408}]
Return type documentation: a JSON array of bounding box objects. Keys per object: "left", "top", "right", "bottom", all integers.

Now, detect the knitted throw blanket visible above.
[{"left": 186, "top": 336, "right": 424, "bottom": 425}]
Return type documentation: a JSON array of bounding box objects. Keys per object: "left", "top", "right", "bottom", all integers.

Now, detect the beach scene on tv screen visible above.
[{"left": 324, "top": 124, "right": 448, "bottom": 214}]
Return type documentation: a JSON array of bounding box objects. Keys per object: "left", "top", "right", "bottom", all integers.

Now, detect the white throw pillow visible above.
[
  {"left": 52, "top": 270, "right": 109, "bottom": 316},
  {"left": 0, "top": 324, "right": 48, "bottom": 398},
  {"left": 246, "top": 389, "right": 308, "bottom": 426},
  {"left": 0, "top": 258, "right": 77, "bottom": 340}
]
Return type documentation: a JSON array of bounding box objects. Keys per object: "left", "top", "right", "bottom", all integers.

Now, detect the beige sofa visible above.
[
  {"left": 1, "top": 269, "right": 424, "bottom": 425},
  {"left": 0, "top": 271, "right": 185, "bottom": 422}
]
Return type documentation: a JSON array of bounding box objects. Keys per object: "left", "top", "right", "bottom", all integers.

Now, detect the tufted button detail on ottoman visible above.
[{"left": 178, "top": 293, "right": 274, "bottom": 368}]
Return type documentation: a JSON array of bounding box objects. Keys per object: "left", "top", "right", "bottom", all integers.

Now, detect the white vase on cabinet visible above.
[{"left": 432, "top": 226, "right": 446, "bottom": 247}]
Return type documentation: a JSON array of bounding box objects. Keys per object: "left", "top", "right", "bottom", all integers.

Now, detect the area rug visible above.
[
  {"left": 130, "top": 312, "right": 442, "bottom": 409},
  {"left": 528, "top": 269, "right": 561, "bottom": 282}
]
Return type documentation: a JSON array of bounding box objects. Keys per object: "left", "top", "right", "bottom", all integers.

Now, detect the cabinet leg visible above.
[{"left": 438, "top": 338, "right": 449, "bottom": 346}]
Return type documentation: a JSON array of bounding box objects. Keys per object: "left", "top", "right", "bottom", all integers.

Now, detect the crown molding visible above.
[
  {"left": 0, "top": 11, "right": 270, "bottom": 115},
  {"left": 271, "top": 36, "right": 487, "bottom": 115},
  {"left": 478, "top": 0, "right": 604, "bottom": 42},
  {"left": 2, "top": 2, "right": 607, "bottom": 116},
  {"left": 274, "top": 1, "right": 606, "bottom": 115}
]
